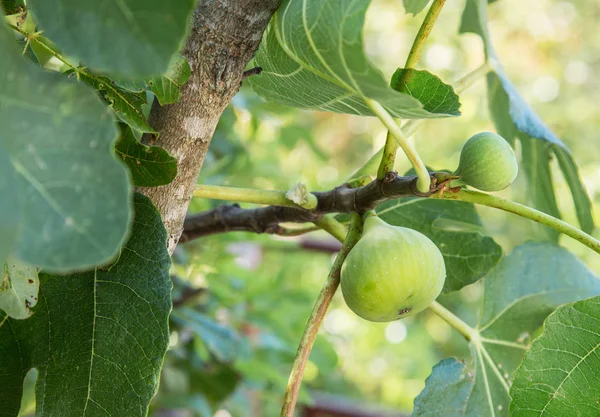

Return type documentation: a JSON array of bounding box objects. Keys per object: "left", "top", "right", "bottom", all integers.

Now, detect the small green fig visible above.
[
  {"left": 454, "top": 132, "right": 518, "bottom": 192},
  {"left": 340, "top": 216, "right": 446, "bottom": 322}
]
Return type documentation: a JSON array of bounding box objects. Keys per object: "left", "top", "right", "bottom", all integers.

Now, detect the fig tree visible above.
[
  {"left": 454, "top": 132, "right": 518, "bottom": 192},
  {"left": 340, "top": 216, "right": 446, "bottom": 322}
]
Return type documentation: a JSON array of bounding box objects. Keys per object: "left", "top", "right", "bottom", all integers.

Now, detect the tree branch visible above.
[
  {"left": 180, "top": 172, "right": 438, "bottom": 243},
  {"left": 136, "top": 0, "right": 280, "bottom": 254}
]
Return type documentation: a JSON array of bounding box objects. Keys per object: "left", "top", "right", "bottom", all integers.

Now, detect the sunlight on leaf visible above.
[{"left": 250, "top": 0, "right": 460, "bottom": 119}]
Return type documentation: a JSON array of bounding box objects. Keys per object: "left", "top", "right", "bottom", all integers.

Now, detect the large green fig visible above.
[
  {"left": 454, "top": 132, "right": 518, "bottom": 192},
  {"left": 340, "top": 216, "right": 446, "bottom": 322}
]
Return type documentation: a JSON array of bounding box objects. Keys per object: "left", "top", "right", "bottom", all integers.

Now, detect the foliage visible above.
[{"left": 1, "top": 0, "right": 600, "bottom": 416}]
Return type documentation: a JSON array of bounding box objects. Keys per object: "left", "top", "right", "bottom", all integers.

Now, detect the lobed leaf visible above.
[
  {"left": 250, "top": 0, "right": 459, "bottom": 119},
  {"left": 26, "top": 0, "right": 196, "bottom": 77},
  {"left": 0, "top": 194, "right": 172, "bottom": 417},
  {"left": 413, "top": 242, "right": 600, "bottom": 416},
  {"left": 0, "top": 23, "right": 131, "bottom": 271},
  {"left": 510, "top": 296, "right": 600, "bottom": 416}
]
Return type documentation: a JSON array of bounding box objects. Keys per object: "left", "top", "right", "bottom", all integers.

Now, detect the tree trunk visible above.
[{"left": 138, "top": 0, "right": 280, "bottom": 254}]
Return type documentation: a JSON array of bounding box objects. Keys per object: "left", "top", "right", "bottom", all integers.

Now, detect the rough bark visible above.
[{"left": 138, "top": 0, "right": 280, "bottom": 253}]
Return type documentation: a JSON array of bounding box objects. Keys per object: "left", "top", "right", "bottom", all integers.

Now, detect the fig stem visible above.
[
  {"left": 428, "top": 301, "right": 477, "bottom": 341},
  {"left": 377, "top": 0, "right": 447, "bottom": 180},
  {"left": 193, "top": 184, "right": 307, "bottom": 208},
  {"left": 401, "top": 0, "right": 447, "bottom": 78},
  {"left": 313, "top": 214, "right": 350, "bottom": 242},
  {"left": 280, "top": 213, "right": 362, "bottom": 417},
  {"left": 377, "top": 131, "right": 400, "bottom": 181},
  {"left": 351, "top": 62, "right": 490, "bottom": 181},
  {"left": 432, "top": 189, "right": 600, "bottom": 255},
  {"left": 365, "top": 99, "right": 431, "bottom": 193}
]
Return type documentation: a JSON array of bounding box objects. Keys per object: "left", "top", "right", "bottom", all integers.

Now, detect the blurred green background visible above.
[{"left": 19, "top": 0, "right": 600, "bottom": 416}]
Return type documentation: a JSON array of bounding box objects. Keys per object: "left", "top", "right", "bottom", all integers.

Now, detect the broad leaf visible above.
[
  {"left": 377, "top": 198, "right": 502, "bottom": 292},
  {"left": 0, "top": 259, "right": 38, "bottom": 320},
  {"left": 413, "top": 243, "right": 600, "bottom": 416},
  {"left": 77, "top": 71, "right": 156, "bottom": 134},
  {"left": 0, "top": 23, "right": 131, "bottom": 271},
  {"left": 403, "top": 0, "right": 430, "bottom": 16},
  {"left": 510, "top": 296, "right": 600, "bottom": 416},
  {"left": 27, "top": 0, "right": 196, "bottom": 77},
  {"left": 391, "top": 69, "right": 461, "bottom": 116},
  {"left": 478, "top": 242, "right": 600, "bottom": 342},
  {"left": 250, "top": 0, "right": 459, "bottom": 119},
  {"left": 115, "top": 126, "right": 177, "bottom": 187},
  {"left": 461, "top": 0, "right": 594, "bottom": 235},
  {"left": 0, "top": 152, "right": 19, "bottom": 269},
  {"left": 0, "top": 194, "right": 172, "bottom": 417}
]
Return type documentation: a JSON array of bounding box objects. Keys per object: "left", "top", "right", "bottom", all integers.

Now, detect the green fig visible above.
[
  {"left": 454, "top": 132, "right": 518, "bottom": 192},
  {"left": 340, "top": 216, "right": 446, "bottom": 322}
]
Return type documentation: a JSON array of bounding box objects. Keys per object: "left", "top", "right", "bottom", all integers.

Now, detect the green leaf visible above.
[
  {"left": 391, "top": 69, "right": 461, "bottom": 116},
  {"left": 413, "top": 242, "right": 600, "bottom": 416},
  {"left": 172, "top": 308, "right": 242, "bottom": 363},
  {"left": 0, "top": 152, "right": 19, "bottom": 269},
  {"left": 0, "top": 23, "right": 132, "bottom": 271},
  {"left": 116, "top": 56, "right": 192, "bottom": 106},
  {"left": 77, "top": 71, "right": 156, "bottom": 134},
  {"left": 0, "top": 259, "right": 38, "bottom": 320},
  {"left": 510, "top": 296, "right": 600, "bottom": 416},
  {"left": 1, "top": 0, "right": 25, "bottom": 14},
  {"left": 403, "top": 0, "right": 430, "bottom": 15},
  {"left": 478, "top": 242, "right": 600, "bottom": 343},
  {"left": 412, "top": 358, "right": 474, "bottom": 417},
  {"left": 27, "top": 0, "right": 196, "bottom": 77},
  {"left": 115, "top": 126, "right": 177, "bottom": 187},
  {"left": 554, "top": 148, "right": 596, "bottom": 236},
  {"left": 461, "top": 0, "right": 595, "bottom": 235},
  {"left": 148, "top": 56, "right": 192, "bottom": 105},
  {"left": 519, "top": 138, "right": 560, "bottom": 241},
  {"left": 377, "top": 198, "right": 502, "bottom": 292},
  {"left": 0, "top": 194, "right": 172, "bottom": 417},
  {"left": 249, "top": 0, "right": 459, "bottom": 119}
]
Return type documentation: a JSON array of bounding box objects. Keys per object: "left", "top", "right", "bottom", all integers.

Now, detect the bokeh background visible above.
[{"left": 18, "top": 0, "right": 600, "bottom": 416}]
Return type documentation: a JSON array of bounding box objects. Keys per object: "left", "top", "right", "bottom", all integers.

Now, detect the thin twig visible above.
[
  {"left": 280, "top": 214, "right": 360, "bottom": 417},
  {"left": 242, "top": 66, "right": 263, "bottom": 79}
]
